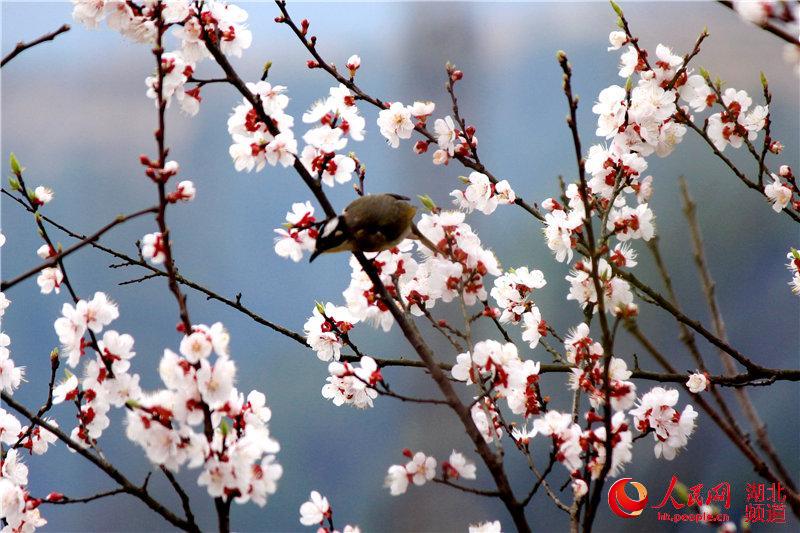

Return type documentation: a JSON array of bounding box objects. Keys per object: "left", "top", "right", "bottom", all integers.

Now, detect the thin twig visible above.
[
  {"left": 1, "top": 24, "right": 70, "bottom": 67},
  {"left": 1, "top": 206, "right": 157, "bottom": 291},
  {"left": 680, "top": 177, "right": 797, "bottom": 493}
]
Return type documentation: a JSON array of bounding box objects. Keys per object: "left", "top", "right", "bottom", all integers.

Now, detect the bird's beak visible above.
[{"left": 309, "top": 249, "right": 321, "bottom": 263}]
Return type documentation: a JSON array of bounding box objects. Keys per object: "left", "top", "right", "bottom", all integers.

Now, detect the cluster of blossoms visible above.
[
  {"left": 228, "top": 81, "right": 296, "bottom": 172},
  {"left": 765, "top": 165, "right": 799, "bottom": 213},
  {"left": 274, "top": 201, "right": 319, "bottom": 262},
  {"left": 490, "top": 267, "right": 547, "bottom": 348},
  {"left": 564, "top": 324, "right": 637, "bottom": 411},
  {"left": 336, "top": 210, "right": 500, "bottom": 335},
  {"left": 704, "top": 88, "right": 768, "bottom": 152},
  {"left": 384, "top": 449, "right": 475, "bottom": 496},
  {"left": 788, "top": 248, "right": 800, "bottom": 295},
  {"left": 451, "top": 171, "right": 515, "bottom": 215},
  {"left": 630, "top": 387, "right": 698, "bottom": 460},
  {"left": 0, "top": 448, "right": 47, "bottom": 531},
  {"left": 0, "top": 233, "right": 55, "bottom": 531},
  {"left": 544, "top": 28, "right": 777, "bottom": 272},
  {"left": 374, "top": 85, "right": 479, "bottom": 166},
  {"left": 74, "top": 0, "right": 261, "bottom": 127},
  {"left": 431, "top": 113, "right": 476, "bottom": 164},
  {"left": 295, "top": 207, "right": 515, "bottom": 409},
  {"left": 299, "top": 84, "right": 364, "bottom": 185},
  {"left": 298, "top": 490, "right": 360, "bottom": 533},
  {"left": 145, "top": 51, "right": 199, "bottom": 115},
  {"left": 452, "top": 341, "right": 543, "bottom": 420},
  {"left": 42, "top": 273, "right": 282, "bottom": 507},
  {"left": 528, "top": 410, "right": 633, "bottom": 493},
  {"left": 73, "top": 0, "right": 254, "bottom": 116},
  {"left": 125, "top": 322, "right": 283, "bottom": 505},
  {"left": 565, "top": 258, "right": 637, "bottom": 317},
  {"left": 376, "top": 101, "right": 434, "bottom": 149},
  {"left": 321, "top": 356, "right": 380, "bottom": 409},
  {"left": 228, "top": 76, "right": 368, "bottom": 179},
  {"left": 304, "top": 302, "right": 357, "bottom": 362}
]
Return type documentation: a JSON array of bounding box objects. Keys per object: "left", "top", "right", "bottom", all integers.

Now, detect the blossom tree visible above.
[{"left": 1, "top": 1, "right": 798, "bottom": 531}]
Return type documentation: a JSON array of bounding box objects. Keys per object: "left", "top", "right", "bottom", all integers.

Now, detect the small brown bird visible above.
[{"left": 309, "top": 193, "right": 436, "bottom": 262}]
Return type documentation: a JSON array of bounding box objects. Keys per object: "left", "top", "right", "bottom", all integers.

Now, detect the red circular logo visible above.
[{"left": 608, "top": 477, "right": 649, "bottom": 518}]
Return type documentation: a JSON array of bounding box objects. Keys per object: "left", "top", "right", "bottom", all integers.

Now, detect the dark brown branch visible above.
[
  {"left": 161, "top": 467, "right": 199, "bottom": 528},
  {"left": 12, "top": 351, "right": 59, "bottom": 450},
  {"left": 373, "top": 380, "right": 449, "bottom": 405},
  {"left": 613, "top": 264, "right": 799, "bottom": 377},
  {"left": 39, "top": 488, "right": 127, "bottom": 505},
  {"left": 1, "top": 24, "right": 70, "bottom": 67},
  {"left": 433, "top": 477, "right": 501, "bottom": 497},
  {"left": 521, "top": 452, "right": 557, "bottom": 507}
]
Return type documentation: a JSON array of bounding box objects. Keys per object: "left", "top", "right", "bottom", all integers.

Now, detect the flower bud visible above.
[
  {"left": 262, "top": 61, "right": 273, "bottom": 80},
  {"left": 9, "top": 152, "right": 21, "bottom": 175},
  {"left": 413, "top": 141, "right": 429, "bottom": 154},
  {"left": 346, "top": 54, "right": 361, "bottom": 77},
  {"left": 417, "top": 194, "right": 437, "bottom": 212}
]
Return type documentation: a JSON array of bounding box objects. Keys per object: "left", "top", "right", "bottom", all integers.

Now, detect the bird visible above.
[{"left": 309, "top": 193, "right": 437, "bottom": 262}]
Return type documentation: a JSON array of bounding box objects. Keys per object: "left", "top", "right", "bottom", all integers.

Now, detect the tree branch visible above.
[
  {"left": 1, "top": 206, "right": 157, "bottom": 292},
  {"left": 1, "top": 24, "right": 70, "bottom": 67}
]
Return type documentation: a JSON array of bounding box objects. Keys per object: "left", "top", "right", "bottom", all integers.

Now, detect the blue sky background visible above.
[{"left": 1, "top": 2, "right": 798, "bottom": 531}]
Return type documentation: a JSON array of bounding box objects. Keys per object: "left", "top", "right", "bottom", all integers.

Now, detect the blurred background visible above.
[{"left": 1, "top": 2, "right": 798, "bottom": 531}]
